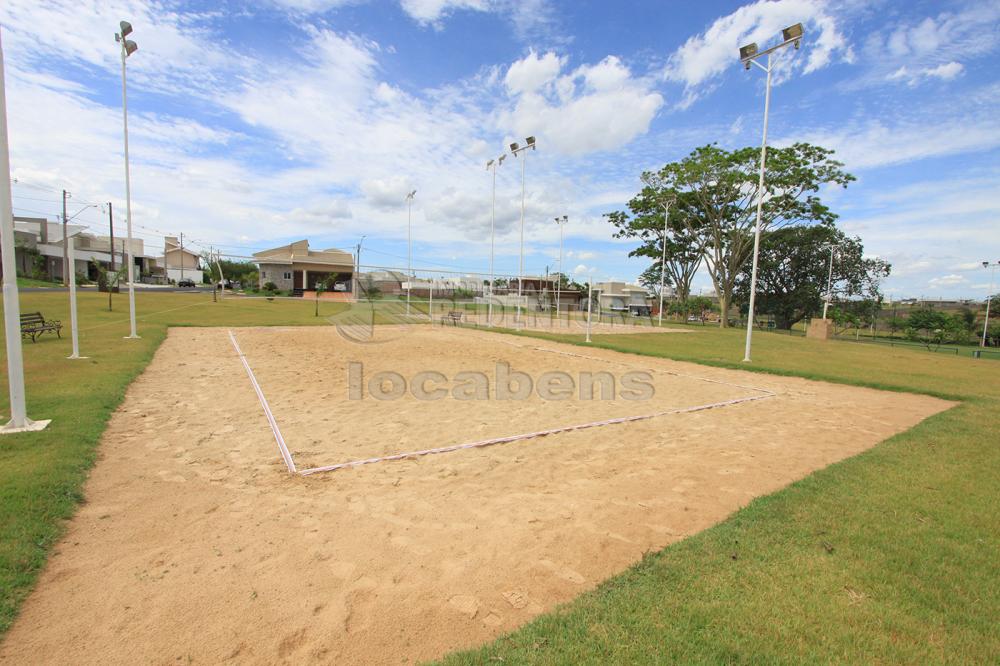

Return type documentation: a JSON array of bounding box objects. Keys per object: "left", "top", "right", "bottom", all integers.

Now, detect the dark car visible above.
[{"left": 177, "top": 278, "right": 196, "bottom": 288}]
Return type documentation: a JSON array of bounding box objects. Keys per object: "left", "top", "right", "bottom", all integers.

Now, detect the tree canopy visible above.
[
  {"left": 621, "top": 143, "right": 855, "bottom": 326},
  {"left": 733, "top": 225, "right": 890, "bottom": 329}
]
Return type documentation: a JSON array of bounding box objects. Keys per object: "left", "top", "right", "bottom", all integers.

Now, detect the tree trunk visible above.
[{"left": 718, "top": 293, "right": 729, "bottom": 328}]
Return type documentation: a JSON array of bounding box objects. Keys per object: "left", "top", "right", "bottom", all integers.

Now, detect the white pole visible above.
[
  {"left": 428, "top": 278, "right": 433, "bottom": 320},
  {"left": 658, "top": 200, "right": 670, "bottom": 327},
  {"left": 66, "top": 235, "right": 85, "bottom": 359},
  {"left": 556, "top": 217, "right": 565, "bottom": 317},
  {"left": 983, "top": 263, "right": 997, "bottom": 348},
  {"left": 517, "top": 149, "right": 526, "bottom": 326},
  {"left": 823, "top": 245, "right": 835, "bottom": 320},
  {"left": 586, "top": 278, "right": 593, "bottom": 343},
  {"left": 120, "top": 43, "right": 139, "bottom": 339},
  {"left": 0, "top": 30, "right": 48, "bottom": 433},
  {"left": 406, "top": 195, "right": 412, "bottom": 316},
  {"left": 743, "top": 52, "right": 772, "bottom": 363},
  {"left": 215, "top": 251, "right": 224, "bottom": 300},
  {"left": 488, "top": 161, "right": 496, "bottom": 327}
]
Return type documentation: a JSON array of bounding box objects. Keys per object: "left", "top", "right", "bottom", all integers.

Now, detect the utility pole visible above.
[
  {"left": 62, "top": 189, "right": 69, "bottom": 286},
  {"left": 107, "top": 202, "right": 115, "bottom": 271}
]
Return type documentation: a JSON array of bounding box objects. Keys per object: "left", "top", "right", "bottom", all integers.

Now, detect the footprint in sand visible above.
[
  {"left": 502, "top": 590, "right": 528, "bottom": 609},
  {"left": 447, "top": 595, "right": 479, "bottom": 619},
  {"left": 156, "top": 470, "right": 186, "bottom": 483},
  {"left": 343, "top": 576, "right": 378, "bottom": 634}
]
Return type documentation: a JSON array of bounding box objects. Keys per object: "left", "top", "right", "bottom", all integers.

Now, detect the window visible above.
[
  {"left": 283, "top": 272, "right": 292, "bottom": 280},
  {"left": 260, "top": 271, "right": 266, "bottom": 278}
]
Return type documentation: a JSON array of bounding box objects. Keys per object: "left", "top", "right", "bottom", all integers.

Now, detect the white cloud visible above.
[
  {"left": 928, "top": 274, "right": 968, "bottom": 289},
  {"left": 400, "top": 0, "right": 488, "bottom": 25},
  {"left": 502, "top": 53, "right": 663, "bottom": 155},
  {"left": 888, "top": 60, "right": 964, "bottom": 86},
  {"left": 663, "top": 0, "right": 850, "bottom": 106}
]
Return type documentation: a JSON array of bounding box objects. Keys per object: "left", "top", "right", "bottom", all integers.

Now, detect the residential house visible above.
[
  {"left": 253, "top": 240, "right": 355, "bottom": 295},
  {"left": 593, "top": 281, "right": 651, "bottom": 316},
  {"left": 158, "top": 236, "right": 204, "bottom": 284}
]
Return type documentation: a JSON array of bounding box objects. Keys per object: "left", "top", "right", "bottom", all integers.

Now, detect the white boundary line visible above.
[
  {"left": 228, "top": 326, "right": 777, "bottom": 476},
  {"left": 296, "top": 392, "right": 774, "bottom": 475},
  {"left": 228, "top": 330, "right": 297, "bottom": 474}
]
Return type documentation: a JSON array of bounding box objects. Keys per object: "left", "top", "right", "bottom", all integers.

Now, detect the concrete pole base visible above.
[
  {"left": 1, "top": 418, "right": 51, "bottom": 434},
  {"left": 806, "top": 318, "right": 835, "bottom": 340}
]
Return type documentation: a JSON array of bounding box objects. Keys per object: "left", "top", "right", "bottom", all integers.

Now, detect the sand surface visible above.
[{"left": 0, "top": 326, "right": 952, "bottom": 665}]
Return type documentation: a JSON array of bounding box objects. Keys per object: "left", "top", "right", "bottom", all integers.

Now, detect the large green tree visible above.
[
  {"left": 733, "top": 225, "right": 891, "bottom": 330},
  {"left": 639, "top": 143, "right": 854, "bottom": 326},
  {"left": 606, "top": 190, "right": 705, "bottom": 301}
]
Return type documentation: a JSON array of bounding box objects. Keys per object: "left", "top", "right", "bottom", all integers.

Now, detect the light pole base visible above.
[
  {"left": 124, "top": 335, "right": 141, "bottom": 339},
  {"left": 1, "top": 418, "right": 51, "bottom": 434},
  {"left": 67, "top": 355, "right": 89, "bottom": 360}
]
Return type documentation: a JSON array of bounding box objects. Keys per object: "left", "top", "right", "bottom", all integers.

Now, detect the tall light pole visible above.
[
  {"left": 354, "top": 234, "right": 366, "bottom": 301},
  {"left": 739, "top": 22, "right": 803, "bottom": 362},
  {"left": 983, "top": 260, "right": 999, "bottom": 348},
  {"left": 510, "top": 136, "right": 536, "bottom": 325},
  {"left": 486, "top": 154, "right": 505, "bottom": 326},
  {"left": 657, "top": 197, "right": 674, "bottom": 327},
  {"left": 405, "top": 189, "right": 416, "bottom": 316},
  {"left": 116, "top": 20, "right": 140, "bottom": 339},
  {"left": 0, "top": 28, "right": 49, "bottom": 433},
  {"left": 554, "top": 215, "right": 567, "bottom": 315},
  {"left": 822, "top": 243, "right": 839, "bottom": 320}
]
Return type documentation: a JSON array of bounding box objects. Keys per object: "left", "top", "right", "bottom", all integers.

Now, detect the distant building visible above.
[
  {"left": 253, "top": 240, "right": 355, "bottom": 294},
  {"left": 158, "top": 236, "right": 204, "bottom": 284},
  {"left": 593, "top": 281, "right": 651, "bottom": 316},
  {"left": 11, "top": 216, "right": 152, "bottom": 283}
]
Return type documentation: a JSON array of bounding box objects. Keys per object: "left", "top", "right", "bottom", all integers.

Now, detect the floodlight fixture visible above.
[
  {"left": 116, "top": 19, "right": 140, "bottom": 339},
  {"left": 526, "top": 136, "right": 535, "bottom": 147},
  {"left": 498, "top": 153, "right": 506, "bottom": 165},
  {"left": 738, "top": 20, "right": 805, "bottom": 362},
  {"left": 783, "top": 22, "right": 804, "bottom": 48},
  {"left": 406, "top": 189, "right": 416, "bottom": 199},
  {"left": 486, "top": 159, "right": 494, "bottom": 168},
  {"left": 509, "top": 141, "right": 519, "bottom": 152},
  {"left": 985, "top": 261, "right": 990, "bottom": 268}
]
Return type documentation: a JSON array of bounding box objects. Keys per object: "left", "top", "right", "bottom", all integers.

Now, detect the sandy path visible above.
[{"left": 0, "top": 326, "right": 952, "bottom": 665}]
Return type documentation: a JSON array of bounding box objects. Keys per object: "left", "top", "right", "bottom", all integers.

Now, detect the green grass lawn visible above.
[
  {"left": 0, "top": 290, "right": 997, "bottom": 662},
  {"left": 437, "top": 327, "right": 1000, "bottom": 664},
  {"left": 0, "top": 290, "right": 347, "bottom": 634},
  {"left": 15, "top": 277, "right": 63, "bottom": 289}
]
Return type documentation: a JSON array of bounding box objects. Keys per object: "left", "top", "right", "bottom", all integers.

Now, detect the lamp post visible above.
[
  {"left": 554, "top": 215, "right": 567, "bottom": 316},
  {"left": 0, "top": 28, "right": 50, "bottom": 433},
  {"left": 821, "top": 243, "right": 839, "bottom": 320},
  {"left": 405, "top": 189, "right": 416, "bottom": 316},
  {"left": 509, "top": 136, "right": 536, "bottom": 325},
  {"left": 354, "top": 234, "right": 366, "bottom": 301},
  {"left": 739, "top": 22, "right": 804, "bottom": 362},
  {"left": 116, "top": 20, "right": 140, "bottom": 339},
  {"left": 486, "top": 154, "right": 506, "bottom": 326},
  {"left": 983, "top": 260, "right": 999, "bottom": 348},
  {"left": 657, "top": 197, "right": 674, "bottom": 327}
]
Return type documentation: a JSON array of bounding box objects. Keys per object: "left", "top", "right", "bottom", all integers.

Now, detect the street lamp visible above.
[
  {"left": 354, "top": 234, "right": 366, "bottom": 301},
  {"left": 821, "top": 242, "right": 840, "bottom": 320},
  {"left": 739, "top": 22, "right": 804, "bottom": 362},
  {"left": 0, "top": 27, "right": 50, "bottom": 433},
  {"left": 486, "top": 154, "right": 506, "bottom": 326},
  {"left": 116, "top": 20, "right": 140, "bottom": 339},
  {"left": 657, "top": 196, "right": 675, "bottom": 327},
  {"left": 510, "top": 136, "right": 536, "bottom": 325},
  {"left": 405, "top": 189, "right": 416, "bottom": 316},
  {"left": 983, "top": 260, "right": 999, "bottom": 348},
  {"left": 554, "top": 215, "right": 567, "bottom": 316}
]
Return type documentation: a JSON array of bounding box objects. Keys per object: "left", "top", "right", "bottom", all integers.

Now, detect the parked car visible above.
[{"left": 177, "top": 278, "right": 196, "bottom": 288}]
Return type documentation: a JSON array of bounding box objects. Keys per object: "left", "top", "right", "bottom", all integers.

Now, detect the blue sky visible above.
[{"left": 2, "top": 0, "right": 999, "bottom": 298}]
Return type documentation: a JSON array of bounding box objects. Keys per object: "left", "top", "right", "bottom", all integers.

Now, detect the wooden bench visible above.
[
  {"left": 442, "top": 311, "right": 464, "bottom": 325},
  {"left": 20, "top": 312, "right": 62, "bottom": 342}
]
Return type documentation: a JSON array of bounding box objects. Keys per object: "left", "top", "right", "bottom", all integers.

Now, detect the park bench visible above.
[
  {"left": 443, "top": 311, "right": 464, "bottom": 325},
  {"left": 20, "top": 312, "right": 62, "bottom": 342}
]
